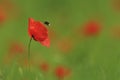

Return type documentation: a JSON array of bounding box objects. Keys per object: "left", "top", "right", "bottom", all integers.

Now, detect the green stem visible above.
[{"left": 28, "top": 37, "right": 32, "bottom": 71}]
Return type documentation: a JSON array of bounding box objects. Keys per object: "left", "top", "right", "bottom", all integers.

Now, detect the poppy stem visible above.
[{"left": 28, "top": 37, "right": 32, "bottom": 71}]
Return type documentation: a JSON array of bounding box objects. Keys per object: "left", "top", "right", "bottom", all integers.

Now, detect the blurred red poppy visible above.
[
  {"left": 9, "top": 42, "right": 25, "bottom": 55},
  {"left": 83, "top": 20, "right": 101, "bottom": 36},
  {"left": 0, "top": 7, "right": 6, "bottom": 23},
  {"left": 28, "top": 18, "right": 50, "bottom": 47},
  {"left": 39, "top": 62, "right": 49, "bottom": 72},
  {"left": 0, "top": 0, "right": 18, "bottom": 23},
  {"left": 2, "top": 41, "right": 25, "bottom": 65},
  {"left": 55, "top": 66, "right": 71, "bottom": 79}
]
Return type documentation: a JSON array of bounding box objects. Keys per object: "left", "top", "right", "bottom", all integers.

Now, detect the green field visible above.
[{"left": 0, "top": 0, "right": 120, "bottom": 80}]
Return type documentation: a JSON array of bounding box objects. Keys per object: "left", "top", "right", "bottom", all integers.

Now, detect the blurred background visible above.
[{"left": 0, "top": 0, "right": 120, "bottom": 80}]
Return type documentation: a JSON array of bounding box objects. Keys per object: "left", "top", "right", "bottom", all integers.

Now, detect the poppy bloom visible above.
[
  {"left": 0, "top": 7, "right": 6, "bottom": 23},
  {"left": 9, "top": 42, "right": 25, "bottom": 55},
  {"left": 82, "top": 20, "right": 101, "bottom": 36},
  {"left": 39, "top": 62, "right": 49, "bottom": 72},
  {"left": 0, "top": 0, "right": 17, "bottom": 23},
  {"left": 55, "top": 66, "right": 71, "bottom": 80},
  {"left": 3, "top": 41, "right": 25, "bottom": 65},
  {"left": 28, "top": 18, "right": 50, "bottom": 47},
  {"left": 28, "top": 18, "right": 50, "bottom": 70}
]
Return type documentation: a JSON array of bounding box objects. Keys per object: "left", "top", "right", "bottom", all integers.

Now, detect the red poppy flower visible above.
[
  {"left": 83, "top": 20, "right": 101, "bottom": 36},
  {"left": 55, "top": 66, "right": 71, "bottom": 79},
  {"left": 0, "top": 7, "right": 6, "bottom": 23},
  {"left": 9, "top": 42, "right": 25, "bottom": 55},
  {"left": 28, "top": 18, "right": 50, "bottom": 47},
  {"left": 39, "top": 62, "right": 49, "bottom": 72}
]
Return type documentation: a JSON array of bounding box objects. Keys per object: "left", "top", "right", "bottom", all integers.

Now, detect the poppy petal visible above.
[{"left": 40, "top": 38, "right": 50, "bottom": 47}]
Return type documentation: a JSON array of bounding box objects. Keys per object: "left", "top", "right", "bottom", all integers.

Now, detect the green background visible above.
[{"left": 0, "top": 0, "right": 120, "bottom": 80}]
